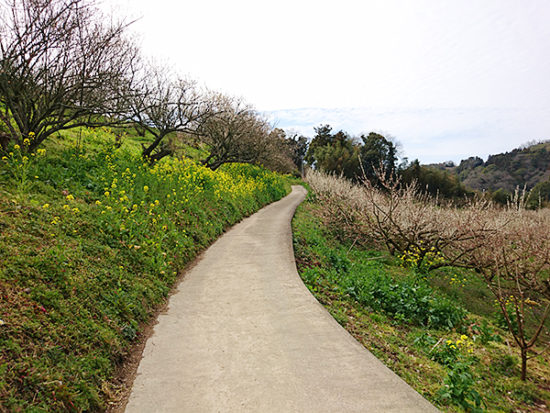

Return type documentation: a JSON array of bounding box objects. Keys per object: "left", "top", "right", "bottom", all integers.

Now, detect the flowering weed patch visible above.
[{"left": 0, "top": 129, "right": 289, "bottom": 411}]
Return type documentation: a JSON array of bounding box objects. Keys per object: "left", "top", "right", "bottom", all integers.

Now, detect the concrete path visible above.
[{"left": 125, "top": 186, "right": 438, "bottom": 412}]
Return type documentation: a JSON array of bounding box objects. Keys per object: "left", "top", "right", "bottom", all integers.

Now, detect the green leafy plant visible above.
[
  {"left": 437, "top": 361, "right": 485, "bottom": 412},
  {"left": 471, "top": 320, "right": 501, "bottom": 345},
  {"left": 345, "top": 274, "right": 466, "bottom": 329}
]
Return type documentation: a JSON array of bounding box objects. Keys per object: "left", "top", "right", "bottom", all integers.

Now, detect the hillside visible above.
[
  {"left": 428, "top": 141, "right": 550, "bottom": 193},
  {"left": 0, "top": 128, "right": 291, "bottom": 411},
  {"left": 457, "top": 141, "right": 550, "bottom": 192}
]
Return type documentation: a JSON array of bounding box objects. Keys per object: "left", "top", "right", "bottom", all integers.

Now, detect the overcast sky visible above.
[{"left": 103, "top": 0, "right": 550, "bottom": 163}]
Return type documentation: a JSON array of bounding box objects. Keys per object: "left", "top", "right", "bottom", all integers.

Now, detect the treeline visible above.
[
  {"left": 305, "top": 125, "right": 550, "bottom": 206},
  {"left": 0, "top": 0, "right": 305, "bottom": 174},
  {"left": 305, "top": 125, "right": 471, "bottom": 200}
]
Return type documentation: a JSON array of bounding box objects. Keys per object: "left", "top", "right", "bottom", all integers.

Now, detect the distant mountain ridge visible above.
[{"left": 426, "top": 141, "right": 550, "bottom": 193}]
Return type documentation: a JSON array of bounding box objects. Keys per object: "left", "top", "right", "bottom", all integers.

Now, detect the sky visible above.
[{"left": 102, "top": 0, "right": 550, "bottom": 164}]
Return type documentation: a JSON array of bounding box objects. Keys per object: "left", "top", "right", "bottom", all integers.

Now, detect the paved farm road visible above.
[{"left": 125, "top": 186, "right": 438, "bottom": 412}]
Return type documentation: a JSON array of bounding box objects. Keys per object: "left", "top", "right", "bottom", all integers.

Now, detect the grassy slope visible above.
[
  {"left": 0, "top": 127, "right": 291, "bottom": 411},
  {"left": 292, "top": 199, "right": 550, "bottom": 412}
]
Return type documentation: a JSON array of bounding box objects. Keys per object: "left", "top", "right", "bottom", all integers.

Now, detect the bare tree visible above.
[
  {"left": 0, "top": 0, "right": 138, "bottom": 151},
  {"left": 467, "top": 211, "right": 550, "bottom": 381},
  {"left": 256, "top": 128, "right": 297, "bottom": 174},
  {"left": 129, "top": 64, "right": 210, "bottom": 163},
  {"left": 198, "top": 94, "right": 271, "bottom": 170}
]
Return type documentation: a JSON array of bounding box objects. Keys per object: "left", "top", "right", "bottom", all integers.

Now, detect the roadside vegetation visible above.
[
  {"left": 293, "top": 171, "right": 550, "bottom": 412},
  {"left": 0, "top": 128, "right": 290, "bottom": 411}
]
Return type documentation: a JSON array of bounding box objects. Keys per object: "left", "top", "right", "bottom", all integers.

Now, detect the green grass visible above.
[
  {"left": 292, "top": 201, "right": 550, "bottom": 412},
  {"left": 0, "top": 127, "right": 291, "bottom": 411}
]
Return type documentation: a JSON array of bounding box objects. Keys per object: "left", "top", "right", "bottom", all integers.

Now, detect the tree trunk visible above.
[
  {"left": 521, "top": 347, "right": 527, "bottom": 381},
  {"left": 145, "top": 148, "right": 172, "bottom": 165},
  {"left": 0, "top": 133, "right": 11, "bottom": 151}
]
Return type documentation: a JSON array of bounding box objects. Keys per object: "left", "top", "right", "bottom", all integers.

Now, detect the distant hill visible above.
[
  {"left": 455, "top": 141, "right": 550, "bottom": 192},
  {"left": 424, "top": 141, "right": 550, "bottom": 193}
]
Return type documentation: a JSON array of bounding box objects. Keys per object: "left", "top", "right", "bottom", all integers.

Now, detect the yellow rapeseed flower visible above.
[
  {"left": 66, "top": 194, "right": 74, "bottom": 200},
  {"left": 42, "top": 203, "right": 50, "bottom": 209}
]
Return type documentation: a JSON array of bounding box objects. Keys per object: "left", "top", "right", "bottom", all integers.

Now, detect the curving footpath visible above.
[{"left": 125, "top": 186, "right": 438, "bottom": 412}]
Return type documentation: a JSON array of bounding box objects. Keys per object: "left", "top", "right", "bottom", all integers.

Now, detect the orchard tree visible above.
[
  {"left": 256, "top": 128, "right": 297, "bottom": 174},
  {"left": 466, "top": 211, "right": 550, "bottom": 381},
  {"left": 198, "top": 94, "right": 271, "bottom": 170},
  {"left": 129, "top": 65, "right": 209, "bottom": 163},
  {"left": 0, "top": 0, "right": 138, "bottom": 151}
]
